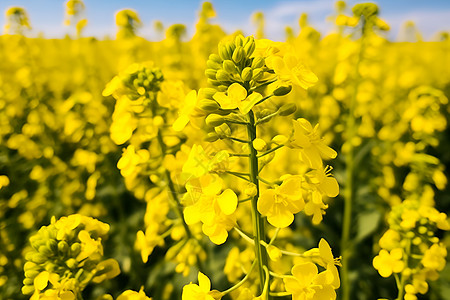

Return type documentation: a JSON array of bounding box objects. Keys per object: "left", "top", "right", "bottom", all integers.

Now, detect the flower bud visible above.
[
  {"left": 253, "top": 138, "right": 267, "bottom": 151},
  {"left": 243, "top": 37, "right": 256, "bottom": 56},
  {"left": 207, "top": 59, "right": 221, "bottom": 70},
  {"left": 31, "top": 253, "right": 46, "bottom": 264},
  {"left": 24, "top": 270, "right": 39, "bottom": 279},
  {"left": 208, "top": 79, "right": 221, "bottom": 86},
  {"left": 70, "top": 243, "right": 81, "bottom": 257},
  {"left": 232, "top": 47, "right": 245, "bottom": 63},
  {"left": 216, "top": 70, "right": 231, "bottom": 82},
  {"left": 22, "top": 285, "right": 35, "bottom": 295},
  {"left": 204, "top": 132, "right": 219, "bottom": 142},
  {"left": 273, "top": 85, "right": 293, "bottom": 96},
  {"left": 235, "top": 35, "right": 244, "bottom": 47},
  {"left": 244, "top": 183, "right": 257, "bottom": 197},
  {"left": 241, "top": 67, "right": 253, "bottom": 82},
  {"left": 199, "top": 88, "right": 217, "bottom": 100},
  {"left": 278, "top": 103, "right": 297, "bottom": 116},
  {"left": 198, "top": 99, "right": 220, "bottom": 112},
  {"left": 223, "top": 60, "right": 237, "bottom": 73},
  {"left": 206, "top": 114, "right": 225, "bottom": 127},
  {"left": 215, "top": 123, "right": 231, "bottom": 137},
  {"left": 205, "top": 69, "right": 217, "bottom": 80},
  {"left": 218, "top": 42, "right": 232, "bottom": 60},
  {"left": 227, "top": 113, "right": 248, "bottom": 123},
  {"left": 58, "top": 241, "right": 69, "bottom": 255},
  {"left": 252, "top": 57, "right": 265, "bottom": 69},
  {"left": 66, "top": 258, "right": 78, "bottom": 269},
  {"left": 38, "top": 245, "right": 53, "bottom": 257},
  {"left": 208, "top": 53, "right": 222, "bottom": 64},
  {"left": 252, "top": 68, "right": 264, "bottom": 81},
  {"left": 47, "top": 239, "right": 58, "bottom": 253}
]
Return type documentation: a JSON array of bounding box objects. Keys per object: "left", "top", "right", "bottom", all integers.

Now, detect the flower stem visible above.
[
  {"left": 341, "top": 26, "right": 366, "bottom": 300},
  {"left": 247, "top": 110, "right": 270, "bottom": 299},
  {"left": 157, "top": 130, "right": 204, "bottom": 272}
]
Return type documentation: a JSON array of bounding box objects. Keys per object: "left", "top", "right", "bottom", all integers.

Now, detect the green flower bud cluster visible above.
[
  {"left": 121, "top": 64, "right": 164, "bottom": 101},
  {"left": 351, "top": 3, "right": 390, "bottom": 31},
  {"left": 205, "top": 35, "right": 266, "bottom": 91},
  {"left": 22, "top": 214, "right": 120, "bottom": 296}
]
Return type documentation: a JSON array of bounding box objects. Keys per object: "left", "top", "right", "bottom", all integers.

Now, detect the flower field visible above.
[{"left": 1, "top": 1, "right": 450, "bottom": 299}]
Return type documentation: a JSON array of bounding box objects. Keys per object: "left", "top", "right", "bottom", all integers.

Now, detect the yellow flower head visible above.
[
  {"left": 213, "top": 83, "right": 262, "bottom": 114},
  {"left": 284, "top": 262, "right": 337, "bottom": 300},
  {"left": 272, "top": 53, "right": 318, "bottom": 89},
  {"left": 289, "top": 118, "right": 337, "bottom": 169},
  {"left": 182, "top": 272, "right": 219, "bottom": 300},
  {"left": 373, "top": 248, "right": 405, "bottom": 278},
  {"left": 257, "top": 175, "right": 305, "bottom": 228}
]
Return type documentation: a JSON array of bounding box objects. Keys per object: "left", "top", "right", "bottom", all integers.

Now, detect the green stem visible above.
[
  {"left": 156, "top": 130, "right": 205, "bottom": 272},
  {"left": 257, "top": 144, "right": 284, "bottom": 158},
  {"left": 226, "top": 171, "right": 251, "bottom": 182},
  {"left": 221, "top": 260, "right": 257, "bottom": 296},
  {"left": 395, "top": 273, "right": 406, "bottom": 300},
  {"left": 247, "top": 110, "right": 270, "bottom": 299},
  {"left": 341, "top": 25, "right": 366, "bottom": 300}
]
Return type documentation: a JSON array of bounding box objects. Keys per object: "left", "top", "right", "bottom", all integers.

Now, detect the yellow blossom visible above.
[
  {"left": 272, "top": 53, "right": 318, "bottom": 89},
  {"left": 289, "top": 119, "right": 337, "bottom": 169},
  {"left": 284, "top": 262, "right": 336, "bottom": 300},
  {"left": 213, "top": 83, "right": 262, "bottom": 114},
  {"left": 182, "top": 272, "right": 219, "bottom": 300},
  {"left": 257, "top": 175, "right": 304, "bottom": 228},
  {"left": 373, "top": 248, "right": 405, "bottom": 277}
]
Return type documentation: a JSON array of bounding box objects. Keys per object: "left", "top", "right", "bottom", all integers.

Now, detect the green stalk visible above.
[
  {"left": 340, "top": 21, "right": 366, "bottom": 300},
  {"left": 247, "top": 110, "right": 270, "bottom": 298},
  {"left": 156, "top": 130, "right": 192, "bottom": 239}
]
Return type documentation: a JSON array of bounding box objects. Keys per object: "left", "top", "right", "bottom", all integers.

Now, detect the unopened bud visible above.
[
  {"left": 216, "top": 70, "right": 231, "bottom": 82},
  {"left": 223, "top": 60, "right": 237, "bottom": 73},
  {"left": 218, "top": 42, "right": 232, "bottom": 60},
  {"left": 241, "top": 67, "right": 253, "bottom": 82},
  {"left": 273, "top": 85, "right": 292, "bottom": 96},
  {"left": 253, "top": 138, "right": 267, "bottom": 151},
  {"left": 207, "top": 60, "right": 221, "bottom": 70},
  {"left": 252, "top": 68, "right": 264, "bottom": 81},
  {"left": 206, "top": 114, "right": 225, "bottom": 127},
  {"left": 252, "top": 57, "right": 265, "bottom": 69},
  {"left": 205, "top": 69, "right": 217, "bottom": 80},
  {"left": 278, "top": 103, "right": 297, "bottom": 116},
  {"left": 215, "top": 123, "right": 231, "bottom": 137},
  {"left": 232, "top": 47, "right": 245, "bottom": 63},
  {"left": 66, "top": 258, "right": 77, "bottom": 269},
  {"left": 235, "top": 35, "right": 244, "bottom": 47},
  {"left": 244, "top": 183, "right": 257, "bottom": 197},
  {"left": 208, "top": 53, "right": 222, "bottom": 64},
  {"left": 198, "top": 99, "right": 220, "bottom": 112},
  {"left": 204, "top": 132, "right": 219, "bottom": 142},
  {"left": 199, "top": 88, "right": 217, "bottom": 100},
  {"left": 70, "top": 243, "right": 81, "bottom": 257},
  {"left": 243, "top": 36, "right": 256, "bottom": 56}
]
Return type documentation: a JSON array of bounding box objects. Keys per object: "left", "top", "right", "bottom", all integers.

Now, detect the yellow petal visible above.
[
  {"left": 322, "top": 177, "right": 339, "bottom": 197},
  {"left": 267, "top": 205, "right": 294, "bottom": 228},
  {"left": 238, "top": 92, "right": 263, "bottom": 114},
  {"left": 198, "top": 272, "right": 211, "bottom": 293},
  {"left": 257, "top": 189, "right": 275, "bottom": 215},
  {"left": 34, "top": 271, "right": 49, "bottom": 291},
  {"left": 173, "top": 115, "right": 190, "bottom": 131},
  {"left": 184, "top": 206, "right": 201, "bottom": 225},
  {"left": 217, "top": 189, "right": 238, "bottom": 215},
  {"left": 228, "top": 83, "right": 247, "bottom": 101}
]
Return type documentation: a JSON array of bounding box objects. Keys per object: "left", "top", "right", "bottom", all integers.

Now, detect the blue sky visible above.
[{"left": 1, "top": 0, "right": 449, "bottom": 41}]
